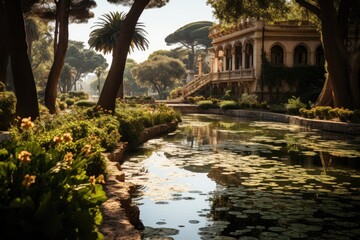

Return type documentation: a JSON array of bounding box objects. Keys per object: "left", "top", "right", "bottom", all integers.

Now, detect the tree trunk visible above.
[
  {"left": 116, "top": 83, "right": 124, "bottom": 98},
  {"left": 0, "top": 1, "right": 9, "bottom": 85},
  {"left": 97, "top": 0, "right": 150, "bottom": 111},
  {"left": 315, "top": 74, "right": 334, "bottom": 106},
  {"left": 5, "top": 0, "right": 39, "bottom": 119},
  {"left": 45, "top": 0, "right": 70, "bottom": 113},
  {"left": 319, "top": 0, "right": 358, "bottom": 109}
]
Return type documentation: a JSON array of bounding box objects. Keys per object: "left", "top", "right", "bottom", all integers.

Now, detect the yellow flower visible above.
[
  {"left": 18, "top": 150, "right": 32, "bottom": 163},
  {"left": 89, "top": 175, "right": 96, "bottom": 186},
  {"left": 22, "top": 174, "right": 36, "bottom": 188},
  {"left": 63, "top": 133, "right": 73, "bottom": 142},
  {"left": 53, "top": 136, "right": 63, "bottom": 143},
  {"left": 63, "top": 152, "right": 73, "bottom": 165},
  {"left": 20, "top": 117, "right": 34, "bottom": 130},
  {"left": 97, "top": 174, "right": 105, "bottom": 184},
  {"left": 81, "top": 144, "right": 92, "bottom": 154}
]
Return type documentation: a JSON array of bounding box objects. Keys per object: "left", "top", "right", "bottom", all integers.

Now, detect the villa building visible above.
[{"left": 181, "top": 19, "right": 325, "bottom": 101}]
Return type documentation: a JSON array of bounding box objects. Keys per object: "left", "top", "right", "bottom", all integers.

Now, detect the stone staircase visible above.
[{"left": 181, "top": 73, "right": 212, "bottom": 98}]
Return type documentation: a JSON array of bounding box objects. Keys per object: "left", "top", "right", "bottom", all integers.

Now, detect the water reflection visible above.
[{"left": 123, "top": 114, "right": 360, "bottom": 239}]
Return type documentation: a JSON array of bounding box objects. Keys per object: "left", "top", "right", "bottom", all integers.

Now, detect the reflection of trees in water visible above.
[
  {"left": 207, "top": 167, "right": 244, "bottom": 186},
  {"left": 319, "top": 152, "right": 332, "bottom": 175}
]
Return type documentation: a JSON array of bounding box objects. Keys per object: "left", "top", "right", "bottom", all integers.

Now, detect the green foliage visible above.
[
  {"left": 65, "top": 98, "right": 75, "bottom": 106},
  {"left": 59, "top": 102, "right": 67, "bottom": 110},
  {"left": 75, "top": 100, "right": 97, "bottom": 107},
  {"left": 313, "top": 106, "right": 332, "bottom": 120},
  {"left": 113, "top": 103, "right": 180, "bottom": 146},
  {"left": 0, "top": 92, "right": 16, "bottom": 130},
  {"left": 239, "top": 93, "right": 259, "bottom": 109},
  {"left": 299, "top": 106, "right": 359, "bottom": 123},
  {"left": 68, "top": 91, "right": 90, "bottom": 100},
  {"left": 0, "top": 118, "right": 107, "bottom": 239},
  {"left": 285, "top": 96, "right": 306, "bottom": 115},
  {"left": 88, "top": 11, "right": 149, "bottom": 54},
  {"left": 131, "top": 55, "right": 186, "bottom": 100},
  {"left": 220, "top": 100, "right": 240, "bottom": 110},
  {"left": 223, "top": 90, "right": 232, "bottom": 100},
  {"left": 198, "top": 100, "right": 219, "bottom": 109},
  {"left": 165, "top": 21, "right": 213, "bottom": 48},
  {"left": 299, "top": 108, "right": 315, "bottom": 119},
  {"left": 169, "top": 87, "right": 183, "bottom": 99},
  {"left": 207, "top": 0, "right": 289, "bottom": 23},
  {"left": 263, "top": 62, "right": 325, "bottom": 103}
]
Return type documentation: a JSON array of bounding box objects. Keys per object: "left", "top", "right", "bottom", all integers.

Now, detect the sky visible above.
[{"left": 69, "top": 0, "right": 217, "bottom": 64}]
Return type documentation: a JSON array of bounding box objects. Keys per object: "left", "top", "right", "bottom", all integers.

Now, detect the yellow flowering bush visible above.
[{"left": 1, "top": 118, "right": 107, "bottom": 239}]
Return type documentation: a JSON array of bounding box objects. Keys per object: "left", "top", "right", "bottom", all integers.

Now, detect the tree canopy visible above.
[
  {"left": 131, "top": 55, "right": 186, "bottom": 99},
  {"left": 88, "top": 11, "right": 149, "bottom": 54},
  {"left": 165, "top": 21, "right": 214, "bottom": 70},
  {"left": 62, "top": 40, "right": 108, "bottom": 92},
  {"left": 207, "top": 0, "right": 289, "bottom": 22}
]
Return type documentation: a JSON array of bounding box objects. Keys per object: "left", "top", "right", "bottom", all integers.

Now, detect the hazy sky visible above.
[{"left": 69, "top": 0, "right": 216, "bottom": 64}]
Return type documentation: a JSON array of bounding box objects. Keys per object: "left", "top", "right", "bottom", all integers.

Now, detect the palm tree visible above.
[
  {"left": 88, "top": 11, "right": 149, "bottom": 55},
  {"left": 88, "top": 11, "right": 149, "bottom": 99}
]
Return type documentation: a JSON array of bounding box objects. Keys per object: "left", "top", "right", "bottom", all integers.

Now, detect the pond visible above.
[{"left": 122, "top": 114, "right": 360, "bottom": 240}]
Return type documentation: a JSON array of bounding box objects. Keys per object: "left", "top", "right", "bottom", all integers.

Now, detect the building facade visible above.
[{"left": 182, "top": 19, "right": 324, "bottom": 100}]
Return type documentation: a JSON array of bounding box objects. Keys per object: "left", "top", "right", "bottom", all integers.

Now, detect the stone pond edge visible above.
[
  {"left": 100, "top": 122, "right": 178, "bottom": 240},
  {"left": 168, "top": 104, "right": 360, "bottom": 135}
]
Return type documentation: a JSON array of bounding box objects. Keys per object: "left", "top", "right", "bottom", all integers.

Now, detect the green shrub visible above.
[
  {"left": 285, "top": 96, "right": 306, "bottom": 115},
  {"left": 239, "top": 93, "right": 258, "bottom": 109},
  {"left": 187, "top": 96, "right": 195, "bottom": 104},
  {"left": 169, "top": 87, "right": 182, "bottom": 99},
  {"left": 75, "top": 100, "right": 97, "bottom": 107},
  {"left": 314, "top": 106, "right": 332, "bottom": 119},
  {"left": 0, "top": 91, "right": 16, "bottom": 130},
  {"left": 1, "top": 118, "right": 107, "bottom": 239},
  {"left": 193, "top": 96, "right": 205, "bottom": 102},
  {"left": 353, "top": 110, "right": 360, "bottom": 123},
  {"left": 299, "top": 108, "right": 315, "bottom": 119},
  {"left": 220, "top": 100, "right": 240, "bottom": 110},
  {"left": 68, "top": 91, "right": 89, "bottom": 100},
  {"left": 59, "top": 93, "right": 69, "bottom": 101},
  {"left": 116, "top": 112, "right": 144, "bottom": 146},
  {"left": 223, "top": 90, "right": 232, "bottom": 100},
  {"left": 337, "top": 108, "right": 354, "bottom": 122},
  {"left": 197, "top": 100, "right": 218, "bottom": 109},
  {"left": 59, "top": 101, "right": 67, "bottom": 110},
  {"left": 259, "top": 102, "right": 268, "bottom": 110},
  {"left": 65, "top": 98, "right": 75, "bottom": 106}
]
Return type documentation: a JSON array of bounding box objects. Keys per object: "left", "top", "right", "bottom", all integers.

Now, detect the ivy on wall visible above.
[{"left": 262, "top": 57, "right": 325, "bottom": 103}]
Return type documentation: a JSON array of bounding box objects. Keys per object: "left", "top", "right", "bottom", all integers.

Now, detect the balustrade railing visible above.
[{"left": 181, "top": 68, "right": 255, "bottom": 98}]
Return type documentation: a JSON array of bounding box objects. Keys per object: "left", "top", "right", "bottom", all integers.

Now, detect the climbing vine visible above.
[{"left": 262, "top": 57, "right": 325, "bottom": 103}]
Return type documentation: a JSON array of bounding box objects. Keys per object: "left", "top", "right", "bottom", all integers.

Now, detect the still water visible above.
[{"left": 122, "top": 114, "right": 360, "bottom": 240}]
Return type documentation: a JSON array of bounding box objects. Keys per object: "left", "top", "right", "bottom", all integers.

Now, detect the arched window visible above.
[
  {"left": 294, "top": 45, "right": 308, "bottom": 65},
  {"left": 225, "top": 48, "right": 232, "bottom": 70},
  {"left": 245, "top": 43, "right": 253, "bottom": 68},
  {"left": 270, "top": 45, "right": 284, "bottom": 65},
  {"left": 235, "top": 44, "right": 242, "bottom": 70},
  {"left": 316, "top": 46, "right": 325, "bottom": 66}
]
